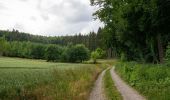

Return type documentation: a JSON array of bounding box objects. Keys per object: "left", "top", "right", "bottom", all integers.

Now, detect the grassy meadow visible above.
[
  {"left": 115, "top": 61, "right": 170, "bottom": 100},
  {"left": 0, "top": 57, "right": 104, "bottom": 100}
]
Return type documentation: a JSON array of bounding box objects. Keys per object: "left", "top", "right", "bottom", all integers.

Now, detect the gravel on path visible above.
[
  {"left": 110, "top": 67, "right": 146, "bottom": 100},
  {"left": 89, "top": 68, "right": 108, "bottom": 100}
]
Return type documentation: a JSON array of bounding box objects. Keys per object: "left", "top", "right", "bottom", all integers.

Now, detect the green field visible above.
[{"left": 0, "top": 57, "right": 103, "bottom": 100}]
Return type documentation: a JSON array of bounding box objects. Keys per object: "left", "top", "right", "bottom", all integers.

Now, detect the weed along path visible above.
[
  {"left": 89, "top": 68, "right": 108, "bottom": 100},
  {"left": 110, "top": 67, "right": 146, "bottom": 100}
]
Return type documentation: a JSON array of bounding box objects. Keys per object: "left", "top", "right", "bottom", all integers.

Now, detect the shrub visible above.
[{"left": 115, "top": 61, "right": 170, "bottom": 100}]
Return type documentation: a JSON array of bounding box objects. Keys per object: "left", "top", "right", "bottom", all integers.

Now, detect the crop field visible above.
[{"left": 0, "top": 57, "right": 103, "bottom": 100}]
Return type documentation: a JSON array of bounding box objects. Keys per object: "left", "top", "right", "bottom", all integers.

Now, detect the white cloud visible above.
[{"left": 0, "top": 0, "right": 103, "bottom": 36}]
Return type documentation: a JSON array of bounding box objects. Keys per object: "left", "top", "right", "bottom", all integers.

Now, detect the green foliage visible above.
[
  {"left": 45, "top": 45, "right": 62, "bottom": 62},
  {"left": 60, "top": 47, "right": 69, "bottom": 62},
  {"left": 120, "top": 52, "right": 127, "bottom": 62},
  {"left": 91, "top": 48, "right": 106, "bottom": 64},
  {"left": 91, "top": 51, "right": 99, "bottom": 64},
  {"left": 31, "top": 44, "right": 46, "bottom": 59},
  {"left": 96, "top": 48, "right": 106, "bottom": 58},
  {"left": 0, "top": 37, "right": 8, "bottom": 56},
  {"left": 64, "top": 44, "right": 90, "bottom": 63},
  {"left": 104, "top": 70, "right": 122, "bottom": 100},
  {"left": 91, "top": 0, "right": 170, "bottom": 62},
  {"left": 0, "top": 29, "right": 103, "bottom": 52},
  {"left": 4, "top": 41, "right": 47, "bottom": 59},
  {"left": 115, "top": 62, "right": 170, "bottom": 100},
  {"left": 0, "top": 39, "right": 90, "bottom": 63}
]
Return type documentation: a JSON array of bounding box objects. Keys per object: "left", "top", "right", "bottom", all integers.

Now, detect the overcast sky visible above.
[{"left": 0, "top": 0, "right": 103, "bottom": 36}]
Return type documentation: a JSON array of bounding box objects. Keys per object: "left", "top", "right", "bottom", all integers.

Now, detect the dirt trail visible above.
[
  {"left": 110, "top": 67, "right": 146, "bottom": 100},
  {"left": 89, "top": 68, "right": 108, "bottom": 100}
]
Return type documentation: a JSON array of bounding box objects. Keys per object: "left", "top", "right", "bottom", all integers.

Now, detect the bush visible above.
[{"left": 115, "top": 61, "right": 170, "bottom": 100}]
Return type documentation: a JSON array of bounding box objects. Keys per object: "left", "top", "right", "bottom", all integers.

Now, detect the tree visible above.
[
  {"left": 31, "top": 44, "right": 46, "bottom": 59},
  {"left": 96, "top": 48, "right": 106, "bottom": 59},
  {"left": 156, "top": 0, "right": 170, "bottom": 63},
  {"left": 91, "top": 48, "right": 105, "bottom": 64},
  {"left": 45, "top": 45, "right": 62, "bottom": 62},
  {"left": 90, "top": 0, "right": 126, "bottom": 59},
  {"left": 91, "top": 51, "right": 99, "bottom": 64},
  {"left": 165, "top": 43, "right": 170, "bottom": 66},
  {"left": 0, "top": 37, "right": 7, "bottom": 56},
  {"left": 90, "top": 0, "right": 170, "bottom": 63},
  {"left": 0, "top": 29, "right": 105, "bottom": 54},
  {"left": 65, "top": 44, "right": 90, "bottom": 63},
  {"left": 74, "top": 44, "right": 90, "bottom": 62}
]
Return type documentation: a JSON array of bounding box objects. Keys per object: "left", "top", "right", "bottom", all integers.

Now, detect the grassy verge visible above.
[
  {"left": 115, "top": 61, "right": 170, "bottom": 100},
  {"left": 103, "top": 69, "right": 122, "bottom": 100},
  {"left": 0, "top": 57, "right": 103, "bottom": 100}
]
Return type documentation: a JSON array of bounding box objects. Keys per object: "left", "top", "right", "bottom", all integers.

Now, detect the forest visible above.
[
  {"left": 90, "top": 0, "right": 170, "bottom": 64},
  {"left": 0, "top": 29, "right": 106, "bottom": 63}
]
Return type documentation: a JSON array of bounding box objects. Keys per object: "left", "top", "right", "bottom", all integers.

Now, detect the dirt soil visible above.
[{"left": 89, "top": 69, "right": 108, "bottom": 100}]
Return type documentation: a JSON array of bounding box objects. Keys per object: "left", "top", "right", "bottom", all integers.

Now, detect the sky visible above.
[{"left": 0, "top": 0, "right": 103, "bottom": 36}]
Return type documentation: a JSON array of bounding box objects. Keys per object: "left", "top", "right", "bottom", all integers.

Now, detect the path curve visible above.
[
  {"left": 110, "top": 67, "right": 146, "bottom": 100},
  {"left": 89, "top": 68, "right": 108, "bottom": 100}
]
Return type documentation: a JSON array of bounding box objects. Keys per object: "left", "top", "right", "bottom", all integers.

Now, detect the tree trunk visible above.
[
  {"left": 157, "top": 34, "right": 164, "bottom": 63},
  {"left": 107, "top": 48, "right": 111, "bottom": 59},
  {"left": 111, "top": 48, "right": 113, "bottom": 58}
]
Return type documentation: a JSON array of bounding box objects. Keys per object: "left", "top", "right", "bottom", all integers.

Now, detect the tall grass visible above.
[
  {"left": 0, "top": 57, "right": 102, "bottom": 100},
  {"left": 115, "top": 61, "right": 170, "bottom": 100},
  {"left": 103, "top": 69, "right": 122, "bottom": 100}
]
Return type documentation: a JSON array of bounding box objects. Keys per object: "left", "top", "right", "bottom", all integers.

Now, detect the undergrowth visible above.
[{"left": 115, "top": 61, "right": 170, "bottom": 100}]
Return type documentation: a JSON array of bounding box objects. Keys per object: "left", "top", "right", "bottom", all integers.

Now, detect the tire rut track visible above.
[
  {"left": 110, "top": 67, "right": 146, "bottom": 100},
  {"left": 89, "top": 68, "right": 109, "bottom": 100}
]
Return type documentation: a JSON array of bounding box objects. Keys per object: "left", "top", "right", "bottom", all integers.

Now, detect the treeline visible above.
[
  {"left": 91, "top": 0, "right": 170, "bottom": 63},
  {"left": 0, "top": 37, "right": 90, "bottom": 63},
  {"left": 0, "top": 29, "right": 104, "bottom": 51}
]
